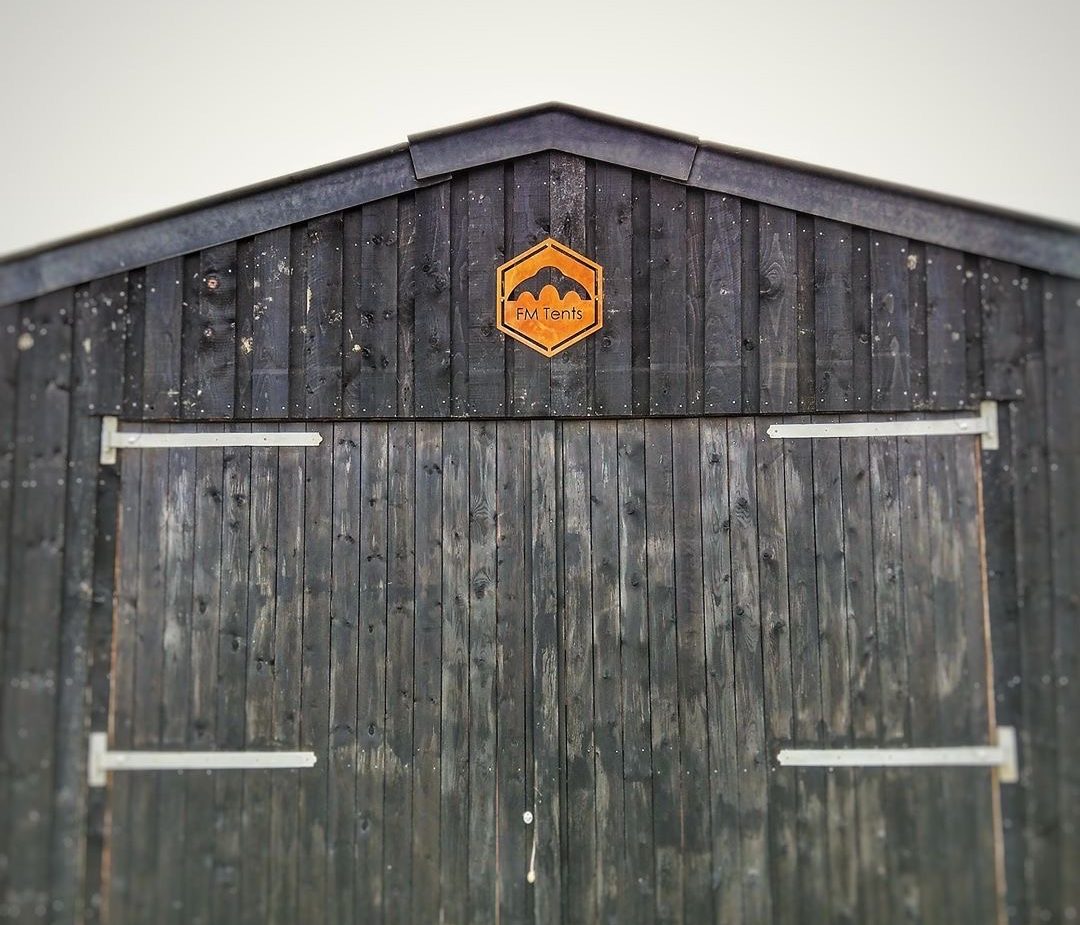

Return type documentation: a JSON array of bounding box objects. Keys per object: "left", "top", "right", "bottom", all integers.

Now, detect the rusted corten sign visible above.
[{"left": 496, "top": 238, "right": 603, "bottom": 357}]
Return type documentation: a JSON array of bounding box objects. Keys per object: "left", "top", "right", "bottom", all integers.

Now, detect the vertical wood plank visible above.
[
  {"left": 670, "top": 419, "right": 711, "bottom": 921},
  {"left": 354, "top": 423, "right": 387, "bottom": 923},
  {"left": 122, "top": 270, "right": 145, "bottom": 417},
  {"left": 592, "top": 165, "right": 632, "bottom": 415},
  {"left": 412, "top": 422, "right": 443, "bottom": 922},
  {"left": 754, "top": 418, "right": 797, "bottom": 922},
  {"left": 840, "top": 429, "right": 888, "bottom": 922},
  {"left": 509, "top": 154, "right": 551, "bottom": 416},
  {"left": 235, "top": 238, "right": 255, "bottom": 419},
  {"left": 157, "top": 441, "right": 195, "bottom": 925},
  {"left": 758, "top": 206, "right": 797, "bottom": 413},
  {"left": 440, "top": 423, "right": 470, "bottom": 924},
  {"left": 589, "top": 422, "right": 623, "bottom": 924},
  {"left": 249, "top": 229, "right": 292, "bottom": 417},
  {"left": 795, "top": 216, "right": 816, "bottom": 412},
  {"left": 740, "top": 203, "right": 760, "bottom": 413},
  {"left": 953, "top": 435, "right": 998, "bottom": 925},
  {"left": 908, "top": 241, "right": 929, "bottom": 408},
  {"left": 297, "top": 425, "right": 332, "bottom": 919},
  {"left": 684, "top": 189, "right": 706, "bottom": 414},
  {"left": 925, "top": 245, "right": 968, "bottom": 408},
  {"left": 980, "top": 409, "right": 1025, "bottom": 924},
  {"left": 105, "top": 428, "right": 142, "bottom": 925},
  {"left": 850, "top": 229, "right": 872, "bottom": 411},
  {"left": 301, "top": 216, "right": 343, "bottom": 417},
  {"left": 562, "top": 421, "right": 597, "bottom": 924},
  {"left": 414, "top": 184, "right": 452, "bottom": 417},
  {"left": 550, "top": 154, "right": 589, "bottom": 416},
  {"left": 648, "top": 178, "right": 688, "bottom": 415},
  {"left": 466, "top": 166, "right": 506, "bottom": 416},
  {"left": 726, "top": 417, "right": 770, "bottom": 921},
  {"left": 495, "top": 422, "right": 528, "bottom": 923},
  {"left": 643, "top": 420, "right": 683, "bottom": 924},
  {"left": 703, "top": 195, "right": 742, "bottom": 413},
  {"left": 926, "top": 435, "right": 980, "bottom": 920},
  {"left": 328, "top": 423, "right": 361, "bottom": 925},
  {"left": 630, "top": 174, "right": 650, "bottom": 416},
  {"left": 193, "top": 242, "right": 238, "bottom": 417},
  {"left": 142, "top": 259, "right": 183, "bottom": 417},
  {"left": 344, "top": 198, "right": 399, "bottom": 417},
  {"left": 383, "top": 422, "right": 416, "bottom": 920},
  {"left": 868, "top": 435, "right": 918, "bottom": 923},
  {"left": 468, "top": 421, "right": 498, "bottom": 925},
  {"left": 529, "top": 420, "right": 562, "bottom": 924},
  {"left": 698, "top": 419, "right": 741, "bottom": 920},
  {"left": 129, "top": 431, "right": 168, "bottom": 925},
  {"left": 870, "top": 232, "right": 912, "bottom": 410},
  {"left": 449, "top": 178, "right": 470, "bottom": 416},
  {"left": 981, "top": 258, "right": 1025, "bottom": 400},
  {"left": 781, "top": 420, "right": 827, "bottom": 917},
  {"left": 241, "top": 435, "right": 277, "bottom": 925},
  {"left": 397, "top": 196, "right": 417, "bottom": 417},
  {"left": 615, "top": 420, "right": 655, "bottom": 925},
  {"left": 183, "top": 428, "right": 224, "bottom": 925},
  {"left": 268, "top": 429, "right": 305, "bottom": 924},
  {"left": 814, "top": 219, "right": 854, "bottom": 410},
  {"left": 810, "top": 422, "right": 858, "bottom": 920},
  {"left": 213, "top": 431, "right": 251, "bottom": 924},
  {"left": 898, "top": 433, "right": 948, "bottom": 921}
]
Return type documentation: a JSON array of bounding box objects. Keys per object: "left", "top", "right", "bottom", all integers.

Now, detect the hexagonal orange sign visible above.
[{"left": 496, "top": 238, "right": 603, "bottom": 357}]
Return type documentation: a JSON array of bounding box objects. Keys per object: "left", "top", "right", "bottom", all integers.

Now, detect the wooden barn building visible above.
[{"left": 0, "top": 104, "right": 1077, "bottom": 924}]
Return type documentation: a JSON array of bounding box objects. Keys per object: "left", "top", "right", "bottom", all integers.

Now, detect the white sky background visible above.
[{"left": 0, "top": 0, "right": 1077, "bottom": 258}]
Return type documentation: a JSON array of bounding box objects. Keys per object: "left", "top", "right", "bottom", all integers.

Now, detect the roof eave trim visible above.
[
  {"left": 0, "top": 147, "right": 426, "bottom": 306},
  {"left": 408, "top": 108, "right": 698, "bottom": 182},
  {"left": 690, "top": 145, "right": 1080, "bottom": 278}
]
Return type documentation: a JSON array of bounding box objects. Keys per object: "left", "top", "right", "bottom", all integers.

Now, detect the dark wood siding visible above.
[
  {"left": 0, "top": 152, "right": 1075, "bottom": 925},
  {"left": 98, "top": 420, "right": 996, "bottom": 925},
  {"left": 30, "top": 156, "right": 1003, "bottom": 425}
]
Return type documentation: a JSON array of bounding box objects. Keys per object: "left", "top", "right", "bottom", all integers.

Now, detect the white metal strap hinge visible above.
[
  {"left": 87, "top": 732, "right": 317, "bottom": 787},
  {"left": 99, "top": 416, "right": 323, "bottom": 465},
  {"left": 777, "top": 725, "right": 1018, "bottom": 784},
  {"left": 766, "top": 401, "right": 999, "bottom": 451}
]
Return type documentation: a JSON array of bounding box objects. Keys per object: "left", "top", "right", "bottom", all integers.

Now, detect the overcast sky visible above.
[{"left": 1, "top": 0, "right": 1077, "bottom": 258}]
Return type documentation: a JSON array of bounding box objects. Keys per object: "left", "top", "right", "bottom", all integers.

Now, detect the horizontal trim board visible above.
[
  {"left": 777, "top": 726, "right": 1018, "bottom": 783},
  {"left": 87, "top": 733, "right": 317, "bottom": 787},
  {"left": 409, "top": 105, "right": 698, "bottom": 181},
  {"left": 99, "top": 416, "right": 323, "bottom": 465},
  {"left": 767, "top": 402, "right": 999, "bottom": 449},
  {"left": 690, "top": 146, "right": 1080, "bottom": 278}
]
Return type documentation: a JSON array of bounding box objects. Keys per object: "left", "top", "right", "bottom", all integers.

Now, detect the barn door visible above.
[{"left": 101, "top": 418, "right": 1002, "bottom": 925}]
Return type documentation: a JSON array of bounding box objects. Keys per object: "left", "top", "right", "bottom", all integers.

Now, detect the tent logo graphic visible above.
[{"left": 496, "top": 238, "right": 603, "bottom": 358}]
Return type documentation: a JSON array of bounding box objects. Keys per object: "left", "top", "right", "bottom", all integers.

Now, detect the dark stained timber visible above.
[
  {"left": 870, "top": 232, "right": 913, "bottom": 410},
  {"left": 648, "top": 179, "right": 688, "bottom": 415},
  {"left": 757, "top": 207, "right": 797, "bottom": 413},
  {"left": 703, "top": 195, "right": 742, "bottom": 412},
  {"left": 0, "top": 128, "right": 1077, "bottom": 925},
  {"left": 466, "top": 167, "right": 506, "bottom": 416},
  {"left": 550, "top": 155, "right": 589, "bottom": 415},
  {"left": 413, "top": 185, "right": 452, "bottom": 417},
  {"left": 591, "top": 165, "right": 632, "bottom": 414}
]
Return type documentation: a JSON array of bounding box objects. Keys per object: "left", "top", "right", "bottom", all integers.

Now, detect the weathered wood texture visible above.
[
  {"left": 0, "top": 152, "right": 1075, "bottom": 925},
  {"left": 24, "top": 157, "right": 1010, "bottom": 425},
  {"left": 90, "top": 419, "right": 998, "bottom": 924}
]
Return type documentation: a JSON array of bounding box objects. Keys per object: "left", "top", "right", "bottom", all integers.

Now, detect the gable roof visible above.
[{"left": 2, "top": 102, "right": 1077, "bottom": 304}]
